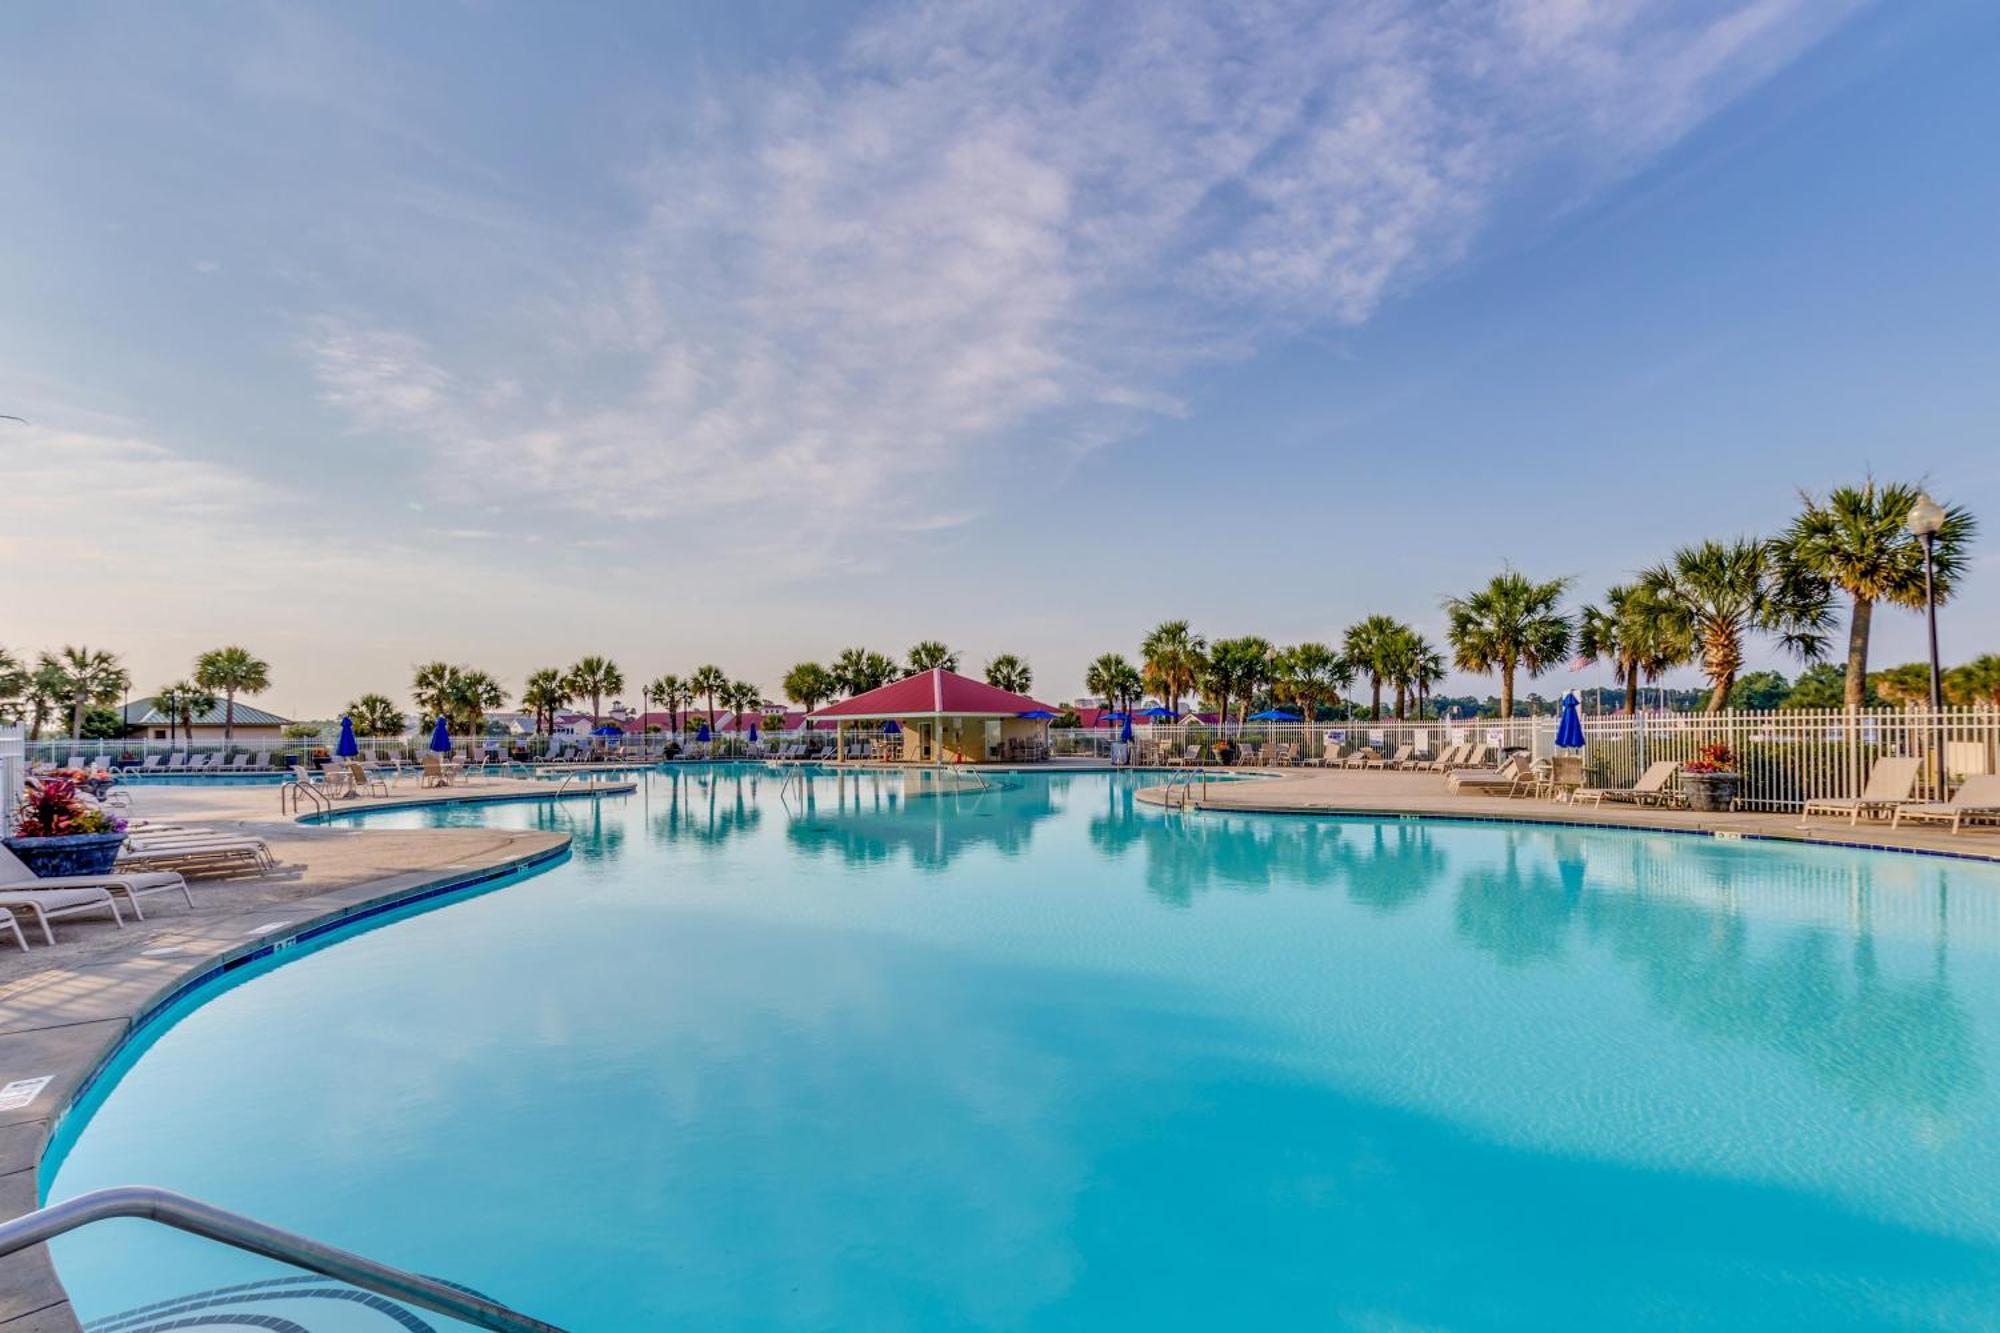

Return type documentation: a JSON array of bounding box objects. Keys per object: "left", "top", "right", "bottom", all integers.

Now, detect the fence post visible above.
[{"left": 0, "top": 725, "right": 22, "bottom": 833}]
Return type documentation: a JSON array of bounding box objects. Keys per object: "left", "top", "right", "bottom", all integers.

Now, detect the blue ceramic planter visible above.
[{"left": 3, "top": 832, "right": 127, "bottom": 877}]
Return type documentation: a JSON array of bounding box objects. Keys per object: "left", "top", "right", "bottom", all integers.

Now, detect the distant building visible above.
[{"left": 122, "top": 697, "right": 292, "bottom": 743}]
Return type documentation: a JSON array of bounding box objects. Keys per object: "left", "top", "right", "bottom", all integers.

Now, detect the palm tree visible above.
[
  {"left": 1085, "top": 653, "right": 1141, "bottom": 716},
  {"left": 1779, "top": 480, "right": 1977, "bottom": 709},
  {"left": 688, "top": 664, "right": 729, "bottom": 736},
  {"left": 1342, "top": 616, "right": 1404, "bottom": 719},
  {"left": 1140, "top": 620, "right": 1207, "bottom": 716},
  {"left": 41, "top": 646, "right": 130, "bottom": 739},
  {"left": 832, "top": 648, "right": 897, "bottom": 697},
  {"left": 1444, "top": 571, "right": 1572, "bottom": 719},
  {"left": 0, "top": 646, "right": 26, "bottom": 725},
  {"left": 1412, "top": 638, "right": 1446, "bottom": 718},
  {"left": 1945, "top": 655, "right": 2000, "bottom": 709},
  {"left": 521, "top": 668, "right": 571, "bottom": 735},
  {"left": 1575, "top": 584, "right": 1691, "bottom": 715},
  {"left": 721, "top": 680, "right": 764, "bottom": 743},
  {"left": 1639, "top": 539, "right": 1831, "bottom": 712},
  {"left": 1272, "top": 642, "right": 1349, "bottom": 723},
  {"left": 25, "top": 659, "right": 68, "bottom": 739},
  {"left": 345, "top": 693, "right": 404, "bottom": 737},
  {"left": 1203, "top": 636, "right": 1274, "bottom": 728},
  {"left": 782, "top": 663, "right": 836, "bottom": 713},
  {"left": 193, "top": 645, "right": 271, "bottom": 753},
  {"left": 447, "top": 670, "right": 508, "bottom": 758},
  {"left": 983, "top": 654, "right": 1033, "bottom": 693},
  {"left": 1377, "top": 626, "right": 1429, "bottom": 718},
  {"left": 154, "top": 680, "right": 216, "bottom": 747},
  {"left": 565, "top": 656, "right": 624, "bottom": 729},
  {"left": 411, "top": 661, "right": 461, "bottom": 725},
  {"left": 905, "top": 641, "right": 959, "bottom": 673}
]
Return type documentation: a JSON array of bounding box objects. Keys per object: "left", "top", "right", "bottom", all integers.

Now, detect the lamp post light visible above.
[{"left": 1908, "top": 491, "right": 1948, "bottom": 796}]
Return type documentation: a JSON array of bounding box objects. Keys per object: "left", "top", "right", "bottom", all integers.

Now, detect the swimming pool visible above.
[{"left": 42, "top": 766, "right": 2000, "bottom": 1329}]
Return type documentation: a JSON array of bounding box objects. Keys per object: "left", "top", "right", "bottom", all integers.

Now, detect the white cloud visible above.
[{"left": 301, "top": 0, "right": 1861, "bottom": 568}]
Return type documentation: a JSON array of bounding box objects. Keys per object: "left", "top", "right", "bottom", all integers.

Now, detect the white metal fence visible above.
[
  {"left": 14, "top": 709, "right": 2000, "bottom": 812},
  {"left": 0, "top": 725, "right": 22, "bottom": 831},
  {"left": 1049, "top": 708, "right": 2000, "bottom": 812}
]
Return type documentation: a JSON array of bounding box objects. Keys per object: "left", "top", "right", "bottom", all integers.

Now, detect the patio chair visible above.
[
  {"left": 421, "top": 754, "right": 458, "bottom": 788},
  {"left": 1369, "top": 744, "right": 1414, "bottom": 770},
  {"left": 64, "top": 754, "right": 85, "bottom": 770},
  {"left": 120, "top": 829, "right": 275, "bottom": 876},
  {"left": 1342, "top": 747, "right": 1380, "bottom": 770},
  {"left": 346, "top": 761, "right": 389, "bottom": 797},
  {"left": 1447, "top": 753, "right": 1535, "bottom": 794},
  {"left": 1799, "top": 756, "right": 1926, "bottom": 827},
  {"left": 1573, "top": 761, "right": 1682, "bottom": 808},
  {"left": 1889, "top": 773, "right": 2000, "bottom": 835},
  {"left": 0, "top": 886, "right": 125, "bottom": 945},
  {"left": 136, "top": 755, "right": 165, "bottom": 773},
  {"left": 0, "top": 845, "right": 193, "bottom": 920}
]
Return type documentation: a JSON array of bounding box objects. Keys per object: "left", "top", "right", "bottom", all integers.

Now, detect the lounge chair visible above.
[
  {"left": 64, "top": 754, "right": 85, "bottom": 770},
  {"left": 226, "top": 754, "right": 252, "bottom": 771},
  {"left": 1369, "top": 744, "right": 1414, "bottom": 770},
  {"left": 251, "top": 751, "right": 272, "bottom": 770},
  {"left": 162, "top": 753, "right": 189, "bottom": 772},
  {"left": 1573, "top": 761, "right": 1682, "bottom": 808},
  {"left": 0, "top": 886, "right": 124, "bottom": 944},
  {"left": 1799, "top": 756, "right": 1926, "bottom": 827},
  {"left": 1890, "top": 773, "right": 2000, "bottom": 834},
  {"left": 1447, "top": 753, "right": 1535, "bottom": 794},
  {"left": 136, "top": 755, "right": 165, "bottom": 774},
  {"left": 1342, "top": 747, "right": 1380, "bottom": 770},
  {"left": 0, "top": 910, "right": 25, "bottom": 950},
  {"left": 0, "top": 845, "right": 193, "bottom": 920}
]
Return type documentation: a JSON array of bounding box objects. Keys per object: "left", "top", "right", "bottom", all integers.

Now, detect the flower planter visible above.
[
  {"left": 1681, "top": 772, "right": 1740, "bottom": 814},
  {"left": 3, "top": 832, "right": 128, "bottom": 877}
]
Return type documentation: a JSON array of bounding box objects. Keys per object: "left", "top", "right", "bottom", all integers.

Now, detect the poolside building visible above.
[
  {"left": 120, "top": 696, "right": 293, "bottom": 743},
  {"left": 810, "top": 668, "right": 1058, "bottom": 763}
]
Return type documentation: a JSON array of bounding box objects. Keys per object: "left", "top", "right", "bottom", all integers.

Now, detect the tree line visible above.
[{"left": 0, "top": 643, "right": 271, "bottom": 743}]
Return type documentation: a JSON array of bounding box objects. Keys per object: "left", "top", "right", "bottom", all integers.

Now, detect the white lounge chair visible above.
[
  {"left": 1890, "top": 773, "right": 2000, "bottom": 835},
  {"left": 1800, "top": 756, "right": 1925, "bottom": 827},
  {"left": 1448, "top": 753, "right": 1535, "bottom": 794},
  {"left": 1574, "top": 761, "right": 1682, "bottom": 808},
  {"left": 0, "top": 845, "right": 192, "bottom": 920},
  {"left": 0, "top": 886, "right": 124, "bottom": 944}
]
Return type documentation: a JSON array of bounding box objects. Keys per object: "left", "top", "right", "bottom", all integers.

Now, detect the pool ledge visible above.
[
  {"left": 1134, "top": 771, "right": 2000, "bottom": 864},
  {"left": 0, "top": 791, "right": 590, "bottom": 1330}
]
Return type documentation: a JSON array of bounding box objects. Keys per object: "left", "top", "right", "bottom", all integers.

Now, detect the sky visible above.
[{"left": 3, "top": 0, "right": 1997, "bottom": 718}]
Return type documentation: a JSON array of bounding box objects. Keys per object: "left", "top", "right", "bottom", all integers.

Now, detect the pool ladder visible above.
[
  {"left": 278, "top": 779, "right": 332, "bottom": 815},
  {"left": 0, "top": 1185, "right": 567, "bottom": 1332},
  {"left": 1161, "top": 766, "right": 1209, "bottom": 812}
]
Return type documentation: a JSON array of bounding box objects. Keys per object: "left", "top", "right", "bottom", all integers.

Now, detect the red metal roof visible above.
[{"left": 809, "top": 668, "right": 1057, "bottom": 720}]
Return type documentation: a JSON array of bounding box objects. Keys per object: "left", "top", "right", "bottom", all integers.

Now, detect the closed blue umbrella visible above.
[
  {"left": 1119, "top": 717, "right": 1134, "bottom": 743},
  {"left": 1555, "top": 691, "right": 1586, "bottom": 750},
  {"left": 335, "top": 716, "right": 360, "bottom": 759},
  {"left": 428, "top": 716, "right": 452, "bottom": 753},
  {"left": 748, "top": 722, "right": 760, "bottom": 743},
  {"left": 695, "top": 721, "right": 711, "bottom": 743}
]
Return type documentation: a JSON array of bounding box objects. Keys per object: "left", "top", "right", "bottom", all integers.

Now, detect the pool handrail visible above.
[{"left": 0, "top": 1185, "right": 568, "bottom": 1333}]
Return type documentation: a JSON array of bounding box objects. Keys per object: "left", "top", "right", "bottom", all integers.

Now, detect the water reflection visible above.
[{"left": 780, "top": 767, "right": 1063, "bottom": 871}]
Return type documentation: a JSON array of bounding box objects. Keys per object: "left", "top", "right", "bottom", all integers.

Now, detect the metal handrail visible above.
[
  {"left": 278, "top": 779, "right": 331, "bottom": 816},
  {"left": 0, "top": 1186, "right": 567, "bottom": 1333}
]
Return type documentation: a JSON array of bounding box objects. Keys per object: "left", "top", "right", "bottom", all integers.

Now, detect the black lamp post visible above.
[{"left": 1908, "top": 491, "right": 1948, "bottom": 795}]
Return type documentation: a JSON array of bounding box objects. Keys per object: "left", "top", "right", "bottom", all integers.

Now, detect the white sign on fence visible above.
[{"left": 1367, "top": 729, "right": 1385, "bottom": 745}]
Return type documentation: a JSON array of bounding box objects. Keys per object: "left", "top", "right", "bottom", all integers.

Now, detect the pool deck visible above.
[
  {"left": 0, "top": 777, "right": 631, "bottom": 1331},
  {"left": 1137, "top": 767, "right": 2000, "bottom": 860}
]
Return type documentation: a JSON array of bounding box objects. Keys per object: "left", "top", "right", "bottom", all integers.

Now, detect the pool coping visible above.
[{"left": 0, "top": 784, "right": 630, "bottom": 1331}]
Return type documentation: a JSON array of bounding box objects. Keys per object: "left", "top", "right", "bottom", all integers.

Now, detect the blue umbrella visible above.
[
  {"left": 1119, "top": 717, "right": 1134, "bottom": 743},
  {"left": 884, "top": 720, "right": 902, "bottom": 734},
  {"left": 1555, "top": 691, "right": 1586, "bottom": 749},
  {"left": 591, "top": 723, "right": 623, "bottom": 736},
  {"left": 1137, "top": 706, "right": 1174, "bottom": 719},
  {"left": 1101, "top": 711, "right": 1130, "bottom": 724},
  {"left": 695, "top": 721, "right": 711, "bottom": 743},
  {"left": 428, "top": 716, "right": 452, "bottom": 753},
  {"left": 748, "top": 722, "right": 760, "bottom": 743},
  {"left": 1016, "top": 709, "right": 1056, "bottom": 720},
  {"left": 335, "top": 716, "right": 360, "bottom": 758},
  {"left": 1249, "top": 709, "right": 1301, "bottom": 721}
]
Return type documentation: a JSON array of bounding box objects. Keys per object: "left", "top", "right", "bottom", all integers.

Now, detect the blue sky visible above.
[{"left": 3, "top": 0, "right": 1996, "bottom": 715}]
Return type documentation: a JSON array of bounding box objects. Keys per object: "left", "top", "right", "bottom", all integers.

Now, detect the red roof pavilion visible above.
[{"left": 809, "top": 668, "right": 1057, "bottom": 721}]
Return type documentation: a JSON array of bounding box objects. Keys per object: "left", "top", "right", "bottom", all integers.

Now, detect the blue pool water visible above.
[{"left": 43, "top": 767, "right": 2000, "bottom": 1329}]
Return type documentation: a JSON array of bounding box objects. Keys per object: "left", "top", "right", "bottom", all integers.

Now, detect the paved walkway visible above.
[
  {"left": 0, "top": 777, "right": 626, "bottom": 1331},
  {"left": 1140, "top": 767, "right": 2000, "bottom": 860}
]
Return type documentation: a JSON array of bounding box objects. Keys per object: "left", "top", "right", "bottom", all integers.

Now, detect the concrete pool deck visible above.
[
  {"left": 0, "top": 776, "right": 631, "bottom": 1331},
  {"left": 1137, "top": 767, "right": 2000, "bottom": 861}
]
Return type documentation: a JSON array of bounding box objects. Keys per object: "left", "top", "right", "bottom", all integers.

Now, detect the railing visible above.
[
  {"left": 279, "top": 778, "right": 333, "bottom": 815},
  {"left": 1044, "top": 708, "right": 2000, "bottom": 812},
  {"left": 0, "top": 724, "right": 22, "bottom": 832},
  {"left": 0, "top": 1186, "right": 566, "bottom": 1332}
]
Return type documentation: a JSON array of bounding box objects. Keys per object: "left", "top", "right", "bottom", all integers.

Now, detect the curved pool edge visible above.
[
  {"left": 1134, "top": 777, "right": 2000, "bottom": 864},
  {"left": 0, "top": 826, "right": 578, "bottom": 1332}
]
